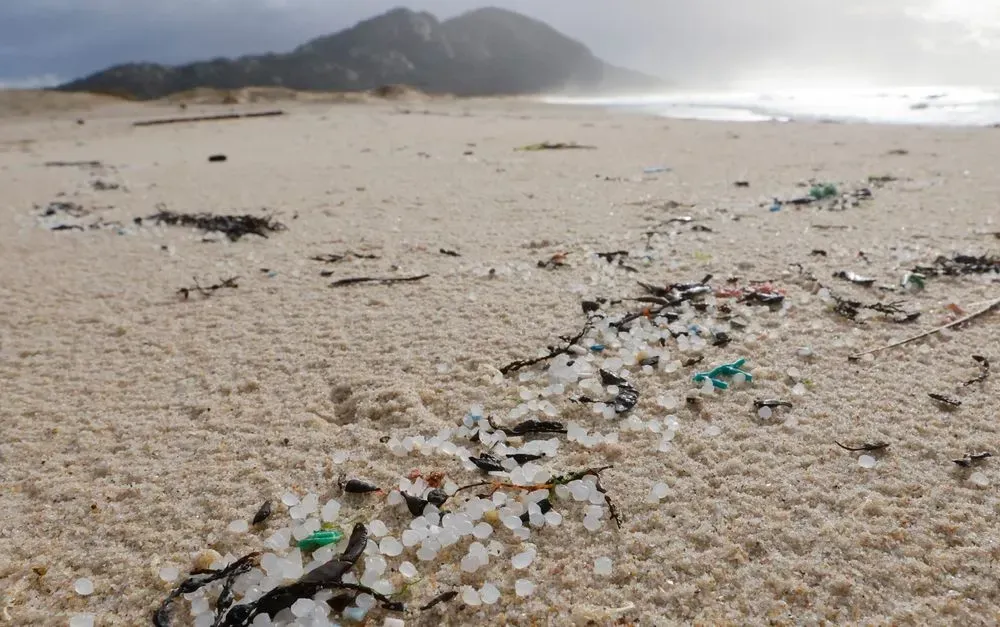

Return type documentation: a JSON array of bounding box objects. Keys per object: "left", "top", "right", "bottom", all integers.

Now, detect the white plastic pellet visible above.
[
  {"left": 594, "top": 557, "right": 613, "bottom": 575},
  {"left": 515, "top": 579, "right": 536, "bottom": 597},
  {"left": 74, "top": 578, "right": 94, "bottom": 596}
]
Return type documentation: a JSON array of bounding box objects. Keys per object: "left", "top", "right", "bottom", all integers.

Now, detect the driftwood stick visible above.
[
  {"left": 849, "top": 296, "right": 1000, "bottom": 360},
  {"left": 133, "top": 110, "right": 285, "bottom": 127}
]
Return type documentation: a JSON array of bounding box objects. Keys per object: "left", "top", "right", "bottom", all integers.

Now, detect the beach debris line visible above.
[
  {"left": 148, "top": 210, "right": 286, "bottom": 241},
  {"left": 515, "top": 141, "right": 596, "bottom": 151},
  {"left": 177, "top": 277, "right": 239, "bottom": 300},
  {"left": 133, "top": 110, "right": 285, "bottom": 127},
  {"left": 329, "top": 274, "right": 430, "bottom": 287},
  {"left": 848, "top": 295, "right": 1000, "bottom": 360}
]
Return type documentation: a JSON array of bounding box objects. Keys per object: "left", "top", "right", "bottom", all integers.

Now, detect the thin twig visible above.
[{"left": 849, "top": 296, "right": 1000, "bottom": 361}]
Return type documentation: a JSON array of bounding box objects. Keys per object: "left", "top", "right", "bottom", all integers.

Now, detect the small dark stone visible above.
[
  {"left": 426, "top": 488, "right": 448, "bottom": 507},
  {"left": 208, "top": 154, "right": 228, "bottom": 162}
]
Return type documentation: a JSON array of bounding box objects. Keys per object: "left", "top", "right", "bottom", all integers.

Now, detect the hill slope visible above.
[{"left": 57, "top": 7, "right": 662, "bottom": 99}]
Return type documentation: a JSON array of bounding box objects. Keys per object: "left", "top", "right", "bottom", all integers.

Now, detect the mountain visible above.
[{"left": 56, "top": 7, "right": 662, "bottom": 100}]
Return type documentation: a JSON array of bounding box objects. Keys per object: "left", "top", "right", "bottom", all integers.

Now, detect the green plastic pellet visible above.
[{"left": 297, "top": 529, "right": 344, "bottom": 552}]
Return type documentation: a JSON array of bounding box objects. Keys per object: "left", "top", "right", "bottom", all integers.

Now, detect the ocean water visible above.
[{"left": 543, "top": 86, "right": 1000, "bottom": 126}]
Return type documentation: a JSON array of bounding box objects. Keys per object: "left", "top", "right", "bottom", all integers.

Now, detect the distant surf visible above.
[{"left": 543, "top": 86, "right": 1000, "bottom": 126}]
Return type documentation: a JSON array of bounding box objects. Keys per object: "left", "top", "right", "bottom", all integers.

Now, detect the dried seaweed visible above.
[
  {"left": 439, "top": 248, "right": 461, "bottom": 257},
  {"left": 310, "top": 252, "right": 380, "bottom": 263},
  {"left": 963, "top": 355, "right": 990, "bottom": 387},
  {"left": 594, "top": 250, "right": 638, "bottom": 273},
  {"left": 825, "top": 288, "right": 919, "bottom": 323},
  {"left": 91, "top": 179, "right": 120, "bottom": 191},
  {"left": 599, "top": 369, "right": 639, "bottom": 414},
  {"left": 342, "top": 479, "right": 380, "bottom": 494},
  {"left": 251, "top": 501, "right": 272, "bottom": 526},
  {"left": 153, "top": 552, "right": 260, "bottom": 627},
  {"left": 402, "top": 491, "right": 429, "bottom": 516},
  {"left": 489, "top": 418, "right": 567, "bottom": 437},
  {"left": 220, "top": 524, "right": 403, "bottom": 625},
  {"left": 330, "top": 274, "right": 429, "bottom": 287},
  {"left": 913, "top": 254, "right": 1000, "bottom": 277},
  {"left": 177, "top": 277, "right": 239, "bottom": 300},
  {"left": 469, "top": 452, "right": 505, "bottom": 473},
  {"left": 499, "top": 319, "right": 593, "bottom": 375},
  {"left": 551, "top": 467, "right": 623, "bottom": 528},
  {"left": 952, "top": 452, "right": 992, "bottom": 467},
  {"left": 40, "top": 201, "right": 91, "bottom": 218},
  {"left": 507, "top": 453, "right": 546, "bottom": 464},
  {"left": 835, "top": 441, "right": 890, "bottom": 452},
  {"left": 516, "top": 142, "right": 596, "bottom": 151},
  {"left": 420, "top": 590, "right": 459, "bottom": 610},
  {"left": 44, "top": 160, "right": 103, "bottom": 168},
  {"left": 149, "top": 210, "right": 285, "bottom": 241},
  {"left": 929, "top": 393, "right": 962, "bottom": 408}
]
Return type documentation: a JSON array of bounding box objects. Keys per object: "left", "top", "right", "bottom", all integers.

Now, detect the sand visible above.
[{"left": 1, "top": 91, "right": 999, "bottom": 626}]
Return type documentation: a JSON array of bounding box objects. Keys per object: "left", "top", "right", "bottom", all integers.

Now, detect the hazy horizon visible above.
[{"left": 2, "top": 1, "right": 999, "bottom": 90}]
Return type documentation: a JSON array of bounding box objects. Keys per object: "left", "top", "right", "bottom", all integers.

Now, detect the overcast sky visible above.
[{"left": 2, "top": 0, "right": 999, "bottom": 88}]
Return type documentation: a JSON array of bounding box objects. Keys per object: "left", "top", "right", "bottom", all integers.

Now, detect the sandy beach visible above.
[{"left": 1, "top": 93, "right": 999, "bottom": 626}]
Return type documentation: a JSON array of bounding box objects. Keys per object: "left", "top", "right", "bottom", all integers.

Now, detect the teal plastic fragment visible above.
[{"left": 693, "top": 358, "right": 752, "bottom": 389}]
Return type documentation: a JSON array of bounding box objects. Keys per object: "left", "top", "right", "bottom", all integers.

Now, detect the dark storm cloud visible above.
[{"left": 1, "top": 0, "right": 997, "bottom": 87}]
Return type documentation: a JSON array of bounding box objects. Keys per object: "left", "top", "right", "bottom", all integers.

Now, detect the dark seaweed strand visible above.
[
  {"left": 499, "top": 319, "right": 594, "bottom": 374},
  {"left": 420, "top": 590, "right": 459, "bottom": 611}
]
